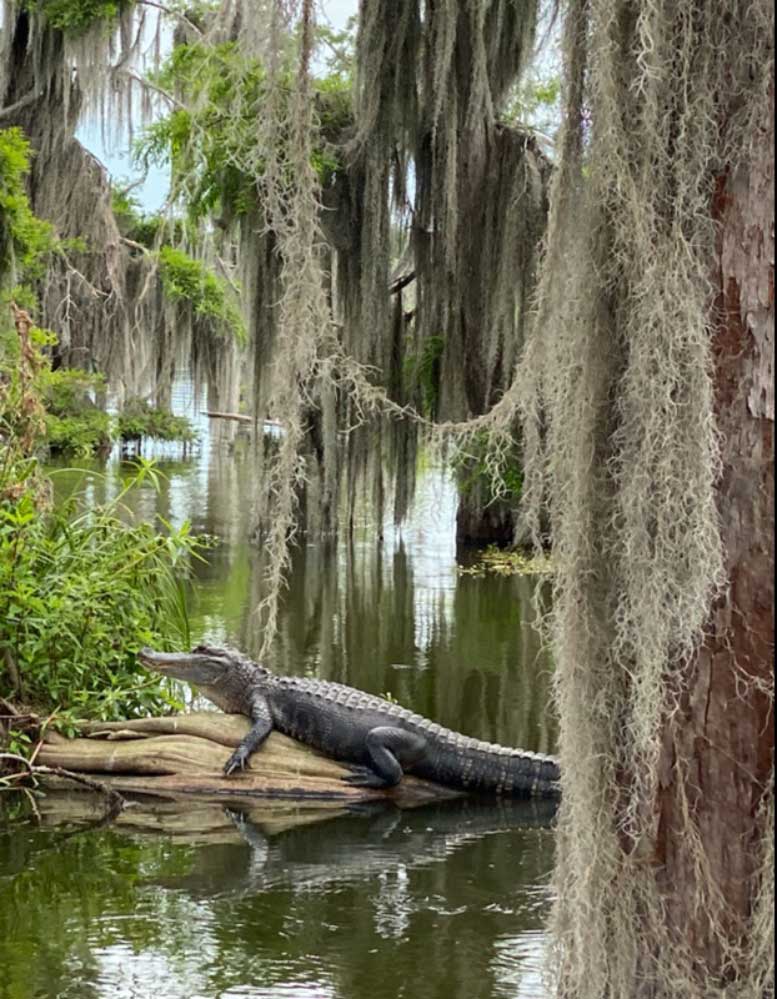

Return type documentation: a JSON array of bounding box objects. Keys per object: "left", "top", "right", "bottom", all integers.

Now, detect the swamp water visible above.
[{"left": 0, "top": 390, "right": 558, "bottom": 999}]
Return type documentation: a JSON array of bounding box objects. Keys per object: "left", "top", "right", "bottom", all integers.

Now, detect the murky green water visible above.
[
  {"left": 0, "top": 796, "right": 555, "bottom": 999},
  {"left": 0, "top": 397, "right": 558, "bottom": 999}
]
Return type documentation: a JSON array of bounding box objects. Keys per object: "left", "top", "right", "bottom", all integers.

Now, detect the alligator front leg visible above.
[
  {"left": 344, "top": 727, "right": 427, "bottom": 789},
  {"left": 224, "top": 695, "right": 273, "bottom": 776}
]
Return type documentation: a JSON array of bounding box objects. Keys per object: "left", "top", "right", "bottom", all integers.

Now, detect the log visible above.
[
  {"left": 35, "top": 713, "right": 461, "bottom": 807},
  {"left": 203, "top": 411, "right": 283, "bottom": 427},
  {"left": 203, "top": 410, "right": 252, "bottom": 423}
]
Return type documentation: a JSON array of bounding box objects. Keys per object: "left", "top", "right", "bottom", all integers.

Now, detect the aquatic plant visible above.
[{"left": 456, "top": 548, "right": 552, "bottom": 579}]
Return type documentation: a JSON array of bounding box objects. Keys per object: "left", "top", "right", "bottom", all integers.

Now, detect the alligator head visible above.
[{"left": 139, "top": 645, "right": 263, "bottom": 714}]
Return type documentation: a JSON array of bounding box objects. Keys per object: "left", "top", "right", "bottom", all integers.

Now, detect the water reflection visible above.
[{"left": 0, "top": 796, "right": 555, "bottom": 999}]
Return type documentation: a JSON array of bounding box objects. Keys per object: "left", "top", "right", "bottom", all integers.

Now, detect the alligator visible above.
[{"left": 138, "top": 645, "right": 560, "bottom": 798}]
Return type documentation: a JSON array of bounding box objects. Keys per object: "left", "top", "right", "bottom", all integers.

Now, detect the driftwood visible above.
[
  {"left": 35, "top": 712, "right": 461, "bottom": 807},
  {"left": 203, "top": 410, "right": 252, "bottom": 423},
  {"left": 204, "top": 411, "right": 282, "bottom": 427}
]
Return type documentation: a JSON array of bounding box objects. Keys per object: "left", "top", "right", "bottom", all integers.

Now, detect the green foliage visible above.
[
  {"left": 313, "top": 77, "right": 352, "bottom": 185},
  {"left": 42, "top": 366, "right": 104, "bottom": 414},
  {"left": 111, "top": 185, "right": 167, "bottom": 248},
  {"left": 6, "top": 727, "right": 32, "bottom": 756},
  {"left": 316, "top": 18, "right": 357, "bottom": 80},
  {"left": 117, "top": 398, "right": 198, "bottom": 445},
  {"left": 0, "top": 315, "right": 204, "bottom": 722},
  {"left": 30, "top": 0, "right": 129, "bottom": 35},
  {"left": 0, "top": 129, "right": 54, "bottom": 288},
  {"left": 404, "top": 335, "right": 445, "bottom": 416},
  {"left": 454, "top": 431, "right": 524, "bottom": 505},
  {"left": 136, "top": 40, "right": 352, "bottom": 226},
  {"left": 0, "top": 468, "right": 198, "bottom": 720},
  {"left": 42, "top": 367, "right": 112, "bottom": 456},
  {"left": 45, "top": 409, "right": 112, "bottom": 455},
  {"left": 158, "top": 245, "right": 245, "bottom": 343},
  {"left": 138, "top": 41, "right": 266, "bottom": 225},
  {"left": 501, "top": 72, "right": 561, "bottom": 137},
  {"left": 4, "top": 332, "right": 196, "bottom": 455}
]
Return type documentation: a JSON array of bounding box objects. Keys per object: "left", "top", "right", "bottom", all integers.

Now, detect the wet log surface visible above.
[{"left": 36, "top": 713, "right": 461, "bottom": 807}]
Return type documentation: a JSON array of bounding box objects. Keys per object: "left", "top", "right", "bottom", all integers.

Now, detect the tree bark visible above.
[{"left": 654, "top": 103, "right": 774, "bottom": 976}]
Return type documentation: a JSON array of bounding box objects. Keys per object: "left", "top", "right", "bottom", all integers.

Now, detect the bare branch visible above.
[
  {"left": 118, "top": 69, "right": 187, "bottom": 111},
  {"left": 135, "top": 0, "right": 203, "bottom": 37},
  {"left": 0, "top": 90, "right": 38, "bottom": 121}
]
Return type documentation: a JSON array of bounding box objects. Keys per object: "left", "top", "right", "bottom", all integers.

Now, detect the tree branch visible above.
[
  {"left": 118, "top": 70, "right": 187, "bottom": 112},
  {"left": 389, "top": 270, "right": 416, "bottom": 295},
  {"left": 0, "top": 754, "right": 125, "bottom": 816},
  {"left": 0, "top": 91, "right": 38, "bottom": 122},
  {"left": 135, "top": 0, "right": 203, "bottom": 37}
]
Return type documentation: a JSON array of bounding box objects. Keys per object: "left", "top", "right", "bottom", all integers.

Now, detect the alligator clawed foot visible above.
[
  {"left": 223, "top": 751, "right": 248, "bottom": 776},
  {"left": 342, "top": 764, "right": 390, "bottom": 789}
]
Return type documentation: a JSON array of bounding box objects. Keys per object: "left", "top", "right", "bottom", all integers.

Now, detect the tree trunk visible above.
[{"left": 654, "top": 101, "right": 774, "bottom": 977}]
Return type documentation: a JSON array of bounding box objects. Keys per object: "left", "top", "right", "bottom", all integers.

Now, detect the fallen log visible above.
[
  {"left": 35, "top": 713, "right": 461, "bottom": 807},
  {"left": 203, "top": 410, "right": 252, "bottom": 423},
  {"left": 203, "top": 411, "right": 282, "bottom": 427}
]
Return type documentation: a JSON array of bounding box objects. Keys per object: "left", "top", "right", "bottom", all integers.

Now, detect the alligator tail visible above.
[{"left": 412, "top": 727, "right": 561, "bottom": 799}]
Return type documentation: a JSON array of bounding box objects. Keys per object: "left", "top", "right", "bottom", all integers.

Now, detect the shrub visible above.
[
  {"left": 0, "top": 468, "right": 200, "bottom": 721},
  {"left": 42, "top": 367, "right": 112, "bottom": 455},
  {"left": 117, "top": 398, "right": 198, "bottom": 446}
]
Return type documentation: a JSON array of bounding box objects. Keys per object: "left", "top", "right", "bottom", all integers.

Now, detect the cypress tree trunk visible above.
[{"left": 654, "top": 93, "right": 774, "bottom": 978}]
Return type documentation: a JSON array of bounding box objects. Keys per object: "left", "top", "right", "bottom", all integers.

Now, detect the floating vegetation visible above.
[{"left": 457, "top": 546, "right": 552, "bottom": 578}]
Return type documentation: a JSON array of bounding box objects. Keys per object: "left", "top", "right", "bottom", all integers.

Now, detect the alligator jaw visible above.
[{"left": 138, "top": 646, "right": 231, "bottom": 685}]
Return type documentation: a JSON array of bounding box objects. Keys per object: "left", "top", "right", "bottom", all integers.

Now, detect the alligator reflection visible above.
[
  {"left": 148, "top": 796, "right": 557, "bottom": 999},
  {"left": 151, "top": 796, "right": 558, "bottom": 899},
  {"left": 0, "top": 794, "right": 556, "bottom": 999}
]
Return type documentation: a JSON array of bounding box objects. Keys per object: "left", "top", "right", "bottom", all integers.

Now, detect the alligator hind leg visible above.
[{"left": 344, "top": 727, "right": 427, "bottom": 789}]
